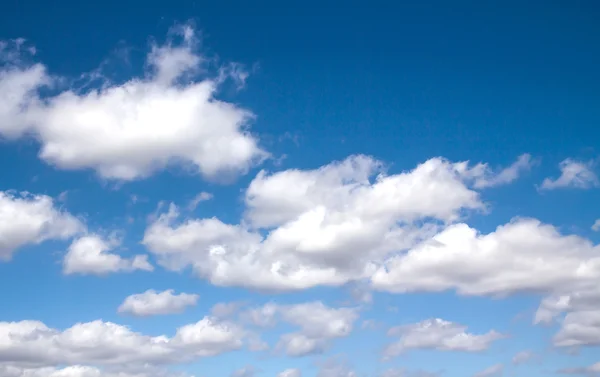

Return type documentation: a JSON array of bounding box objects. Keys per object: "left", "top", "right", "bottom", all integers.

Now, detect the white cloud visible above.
[
  {"left": 0, "top": 191, "right": 83, "bottom": 261},
  {"left": 472, "top": 364, "right": 503, "bottom": 377},
  {"left": 468, "top": 153, "right": 534, "bottom": 189},
  {"left": 535, "top": 286, "right": 600, "bottom": 349},
  {"left": 0, "top": 26, "right": 267, "bottom": 181},
  {"left": 559, "top": 362, "right": 600, "bottom": 375},
  {"left": 118, "top": 289, "right": 199, "bottom": 317},
  {"left": 242, "top": 301, "right": 359, "bottom": 357},
  {"left": 592, "top": 219, "right": 600, "bottom": 232},
  {"left": 143, "top": 154, "right": 492, "bottom": 291},
  {"left": 371, "top": 218, "right": 600, "bottom": 297},
  {"left": 0, "top": 365, "right": 190, "bottom": 377},
  {"left": 512, "top": 350, "right": 534, "bottom": 365},
  {"left": 316, "top": 356, "right": 356, "bottom": 377},
  {"left": 0, "top": 317, "right": 243, "bottom": 369},
  {"left": 277, "top": 369, "right": 301, "bottom": 377},
  {"left": 540, "top": 159, "right": 599, "bottom": 190},
  {"left": 63, "top": 235, "right": 153, "bottom": 275},
  {"left": 187, "top": 192, "right": 213, "bottom": 210},
  {"left": 384, "top": 319, "right": 503, "bottom": 357},
  {"left": 230, "top": 366, "right": 257, "bottom": 377}
]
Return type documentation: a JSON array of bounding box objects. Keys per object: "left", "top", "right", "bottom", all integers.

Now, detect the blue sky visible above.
[{"left": 0, "top": 1, "right": 599, "bottom": 377}]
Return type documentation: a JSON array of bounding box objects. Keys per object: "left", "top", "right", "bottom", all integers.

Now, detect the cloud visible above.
[
  {"left": 384, "top": 319, "right": 503, "bottom": 357},
  {"left": 559, "top": 362, "right": 600, "bottom": 375},
  {"left": 230, "top": 366, "right": 257, "bottom": 377},
  {"left": 0, "top": 191, "right": 84, "bottom": 261},
  {"left": 241, "top": 301, "right": 359, "bottom": 357},
  {"left": 540, "top": 159, "right": 599, "bottom": 190},
  {"left": 511, "top": 350, "right": 534, "bottom": 365},
  {"left": 380, "top": 369, "right": 441, "bottom": 377},
  {"left": 277, "top": 369, "right": 301, "bottom": 377},
  {"left": 187, "top": 192, "right": 213, "bottom": 210},
  {"left": 592, "top": 219, "right": 600, "bottom": 232},
  {"left": 535, "top": 286, "right": 600, "bottom": 348},
  {"left": 143, "top": 154, "right": 495, "bottom": 291},
  {"left": 0, "top": 26, "right": 267, "bottom": 181},
  {"left": 0, "top": 317, "right": 243, "bottom": 369},
  {"left": 63, "top": 234, "right": 153, "bottom": 275},
  {"left": 371, "top": 218, "right": 600, "bottom": 297},
  {"left": 316, "top": 356, "right": 356, "bottom": 377},
  {"left": 118, "top": 289, "right": 199, "bottom": 317},
  {"left": 468, "top": 153, "right": 535, "bottom": 189},
  {"left": 472, "top": 364, "right": 503, "bottom": 377},
  {"left": 0, "top": 365, "right": 191, "bottom": 377}
]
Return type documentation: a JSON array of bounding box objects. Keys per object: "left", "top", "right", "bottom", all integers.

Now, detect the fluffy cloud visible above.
[
  {"left": 540, "top": 158, "right": 599, "bottom": 190},
  {"left": 143, "top": 154, "right": 504, "bottom": 291},
  {"left": 0, "top": 191, "right": 83, "bottom": 260},
  {"left": 241, "top": 301, "right": 359, "bottom": 357},
  {"left": 535, "top": 286, "right": 600, "bottom": 348},
  {"left": 384, "top": 319, "right": 503, "bottom": 357},
  {"left": 0, "top": 317, "right": 243, "bottom": 369},
  {"left": 592, "top": 219, "right": 600, "bottom": 232},
  {"left": 118, "top": 289, "right": 199, "bottom": 317},
  {"left": 63, "top": 235, "right": 153, "bottom": 275},
  {"left": 472, "top": 364, "right": 503, "bottom": 377},
  {"left": 371, "top": 218, "right": 600, "bottom": 297},
  {"left": 0, "top": 27, "right": 266, "bottom": 181}
]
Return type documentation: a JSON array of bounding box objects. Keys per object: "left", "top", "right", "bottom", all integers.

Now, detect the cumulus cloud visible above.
[
  {"left": 592, "top": 219, "right": 600, "bottom": 232},
  {"left": 384, "top": 319, "right": 503, "bottom": 357},
  {"left": 0, "top": 317, "right": 243, "bottom": 369},
  {"left": 371, "top": 218, "right": 600, "bottom": 297},
  {"left": 0, "top": 26, "right": 267, "bottom": 181},
  {"left": 241, "top": 301, "right": 359, "bottom": 357},
  {"left": 540, "top": 159, "right": 599, "bottom": 190},
  {"left": 143, "top": 154, "right": 496, "bottom": 291},
  {"left": 63, "top": 235, "right": 153, "bottom": 275},
  {"left": 534, "top": 286, "right": 600, "bottom": 349},
  {"left": 118, "top": 289, "right": 199, "bottom": 316},
  {"left": 472, "top": 364, "right": 503, "bottom": 377},
  {"left": 0, "top": 191, "right": 83, "bottom": 260}
]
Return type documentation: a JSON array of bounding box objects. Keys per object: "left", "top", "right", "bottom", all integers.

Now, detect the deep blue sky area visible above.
[{"left": 0, "top": 2, "right": 599, "bottom": 377}]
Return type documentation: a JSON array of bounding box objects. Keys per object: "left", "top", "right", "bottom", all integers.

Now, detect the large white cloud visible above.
[
  {"left": 63, "top": 235, "right": 153, "bottom": 275},
  {"left": 0, "top": 191, "right": 84, "bottom": 261},
  {"left": 142, "top": 154, "right": 522, "bottom": 290},
  {"left": 0, "top": 27, "right": 267, "bottom": 181},
  {"left": 118, "top": 289, "right": 199, "bottom": 317},
  {"left": 384, "top": 319, "right": 503, "bottom": 357},
  {"left": 371, "top": 218, "right": 600, "bottom": 296},
  {"left": 0, "top": 317, "right": 243, "bottom": 369}
]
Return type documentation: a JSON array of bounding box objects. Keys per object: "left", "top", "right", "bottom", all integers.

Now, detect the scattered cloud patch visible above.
[
  {"left": 0, "top": 191, "right": 83, "bottom": 261},
  {"left": 384, "top": 319, "right": 503, "bottom": 357},
  {"left": 63, "top": 234, "right": 153, "bottom": 275},
  {"left": 540, "top": 159, "right": 599, "bottom": 190},
  {"left": 118, "top": 289, "right": 199, "bottom": 316}
]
